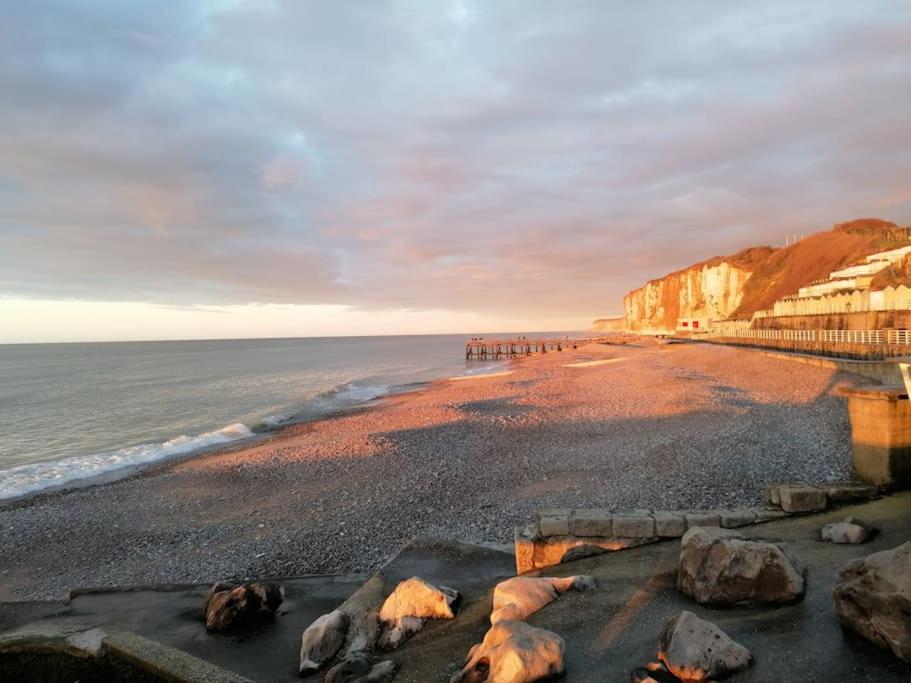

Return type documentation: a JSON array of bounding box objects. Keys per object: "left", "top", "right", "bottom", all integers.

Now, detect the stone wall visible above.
[{"left": 705, "top": 336, "right": 911, "bottom": 364}]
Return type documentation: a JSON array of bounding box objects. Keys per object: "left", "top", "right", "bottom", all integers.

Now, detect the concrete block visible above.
[
  {"left": 767, "top": 485, "right": 779, "bottom": 506},
  {"left": 720, "top": 509, "right": 758, "bottom": 528},
  {"left": 684, "top": 511, "right": 721, "bottom": 528},
  {"left": 755, "top": 508, "right": 789, "bottom": 522},
  {"left": 612, "top": 511, "right": 655, "bottom": 538},
  {"left": 653, "top": 511, "right": 687, "bottom": 537},
  {"left": 778, "top": 485, "right": 827, "bottom": 513},
  {"left": 821, "top": 482, "right": 879, "bottom": 504},
  {"left": 531, "top": 536, "right": 656, "bottom": 571},
  {"left": 514, "top": 525, "right": 537, "bottom": 574},
  {"left": 766, "top": 484, "right": 785, "bottom": 507},
  {"left": 570, "top": 509, "right": 612, "bottom": 537},
  {"left": 842, "top": 385, "right": 911, "bottom": 489},
  {"left": 536, "top": 509, "right": 571, "bottom": 537}
]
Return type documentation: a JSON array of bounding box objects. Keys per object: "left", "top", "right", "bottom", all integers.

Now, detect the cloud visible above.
[{"left": 0, "top": 0, "right": 910, "bottom": 320}]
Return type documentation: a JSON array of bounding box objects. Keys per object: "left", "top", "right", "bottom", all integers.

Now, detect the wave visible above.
[
  {"left": 0, "top": 368, "right": 495, "bottom": 503},
  {"left": 0, "top": 422, "right": 254, "bottom": 502}
]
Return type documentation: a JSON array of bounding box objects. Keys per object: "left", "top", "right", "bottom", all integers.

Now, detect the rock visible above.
[
  {"left": 657, "top": 611, "right": 752, "bottom": 682},
  {"left": 325, "top": 656, "right": 396, "bottom": 682},
  {"left": 299, "top": 609, "right": 348, "bottom": 674},
  {"left": 202, "top": 581, "right": 284, "bottom": 632},
  {"left": 450, "top": 620, "right": 565, "bottom": 683},
  {"left": 490, "top": 575, "right": 596, "bottom": 623},
  {"left": 833, "top": 541, "right": 911, "bottom": 661},
  {"left": 377, "top": 577, "right": 459, "bottom": 649},
  {"left": 778, "top": 485, "right": 826, "bottom": 513},
  {"left": 677, "top": 527, "right": 805, "bottom": 606},
  {"left": 379, "top": 576, "right": 459, "bottom": 622},
  {"left": 820, "top": 517, "right": 874, "bottom": 544}
]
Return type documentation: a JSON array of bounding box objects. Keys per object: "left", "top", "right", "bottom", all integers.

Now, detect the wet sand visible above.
[{"left": 1, "top": 341, "right": 866, "bottom": 600}]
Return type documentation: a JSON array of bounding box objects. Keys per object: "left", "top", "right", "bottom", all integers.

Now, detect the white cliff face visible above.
[{"left": 624, "top": 261, "right": 754, "bottom": 333}]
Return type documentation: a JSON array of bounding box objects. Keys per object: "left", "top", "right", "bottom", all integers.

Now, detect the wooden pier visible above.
[{"left": 465, "top": 335, "right": 618, "bottom": 359}]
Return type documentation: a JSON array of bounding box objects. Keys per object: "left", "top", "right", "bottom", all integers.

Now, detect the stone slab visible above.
[
  {"left": 778, "top": 485, "right": 827, "bottom": 513},
  {"left": 537, "top": 509, "right": 571, "bottom": 537},
  {"left": 720, "top": 509, "right": 758, "bottom": 528},
  {"left": 684, "top": 511, "right": 721, "bottom": 528},
  {"left": 653, "top": 511, "right": 687, "bottom": 537},
  {"left": 755, "top": 508, "right": 789, "bottom": 523},
  {"left": 611, "top": 512, "right": 655, "bottom": 538},
  {"left": 570, "top": 509, "right": 613, "bottom": 537},
  {"left": 821, "top": 482, "right": 879, "bottom": 504}
]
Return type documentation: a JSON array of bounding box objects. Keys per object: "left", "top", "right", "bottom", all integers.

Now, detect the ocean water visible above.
[{"left": 0, "top": 334, "right": 574, "bottom": 502}]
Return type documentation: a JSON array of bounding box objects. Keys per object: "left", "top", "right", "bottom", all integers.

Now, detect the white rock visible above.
[
  {"left": 490, "top": 575, "right": 595, "bottom": 623},
  {"left": 378, "top": 577, "right": 458, "bottom": 623},
  {"left": 299, "top": 609, "right": 348, "bottom": 674},
  {"left": 376, "top": 577, "right": 459, "bottom": 650},
  {"left": 450, "top": 620, "right": 565, "bottom": 683},
  {"left": 820, "top": 517, "right": 873, "bottom": 544}
]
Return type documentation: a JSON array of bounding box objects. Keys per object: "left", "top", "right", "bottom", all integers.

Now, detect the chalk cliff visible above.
[
  {"left": 622, "top": 248, "right": 771, "bottom": 334},
  {"left": 614, "top": 219, "right": 910, "bottom": 334}
]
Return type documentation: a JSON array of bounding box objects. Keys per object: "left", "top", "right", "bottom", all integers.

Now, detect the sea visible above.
[{"left": 0, "top": 333, "right": 578, "bottom": 502}]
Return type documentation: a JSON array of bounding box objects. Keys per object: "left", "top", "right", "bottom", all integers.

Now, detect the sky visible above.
[{"left": 1, "top": 1, "right": 910, "bottom": 343}]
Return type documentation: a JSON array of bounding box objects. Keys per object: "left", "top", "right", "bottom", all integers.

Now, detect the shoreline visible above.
[
  {"left": 1, "top": 342, "right": 868, "bottom": 600},
  {"left": 0, "top": 360, "right": 515, "bottom": 509}
]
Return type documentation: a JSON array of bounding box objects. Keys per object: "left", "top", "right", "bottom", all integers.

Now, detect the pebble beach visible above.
[{"left": 0, "top": 341, "right": 866, "bottom": 600}]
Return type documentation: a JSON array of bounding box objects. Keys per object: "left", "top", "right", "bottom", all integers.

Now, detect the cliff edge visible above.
[{"left": 619, "top": 219, "right": 910, "bottom": 334}]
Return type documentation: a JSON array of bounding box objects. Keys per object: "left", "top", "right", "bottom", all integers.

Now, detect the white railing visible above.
[{"left": 705, "top": 328, "right": 911, "bottom": 345}]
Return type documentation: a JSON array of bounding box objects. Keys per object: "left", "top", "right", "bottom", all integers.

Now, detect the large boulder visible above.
[
  {"left": 677, "top": 527, "right": 805, "bottom": 606},
  {"left": 490, "top": 575, "right": 596, "bottom": 623},
  {"left": 202, "top": 581, "right": 284, "bottom": 632},
  {"left": 657, "top": 611, "right": 752, "bottom": 682},
  {"left": 450, "top": 620, "right": 565, "bottom": 683},
  {"left": 833, "top": 541, "right": 911, "bottom": 661},
  {"left": 377, "top": 577, "right": 459, "bottom": 650},
  {"left": 299, "top": 609, "right": 349, "bottom": 674}
]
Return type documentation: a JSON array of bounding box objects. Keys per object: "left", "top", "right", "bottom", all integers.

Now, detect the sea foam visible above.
[{"left": 0, "top": 422, "right": 254, "bottom": 502}]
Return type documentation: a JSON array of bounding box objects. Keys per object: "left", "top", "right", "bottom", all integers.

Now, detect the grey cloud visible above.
[{"left": 1, "top": 0, "right": 910, "bottom": 317}]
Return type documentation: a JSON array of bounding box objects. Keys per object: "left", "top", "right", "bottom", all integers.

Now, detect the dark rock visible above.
[
  {"left": 833, "top": 541, "right": 911, "bottom": 661},
  {"left": 677, "top": 527, "right": 804, "bottom": 606},
  {"left": 658, "top": 611, "right": 752, "bottom": 682},
  {"left": 202, "top": 581, "right": 284, "bottom": 632}
]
